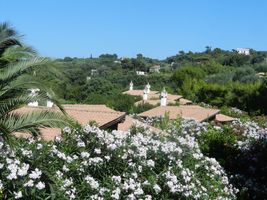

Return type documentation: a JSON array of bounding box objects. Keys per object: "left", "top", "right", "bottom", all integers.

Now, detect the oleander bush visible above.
[
  {"left": 0, "top": 123, "right": 237, "bottom": 199},
  {"left": 145, "top": 116, "right": 267, "bottom": 199}
]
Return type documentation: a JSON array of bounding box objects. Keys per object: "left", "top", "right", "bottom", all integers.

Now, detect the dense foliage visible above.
[{"left": 36, "top": 48, "right": 267, "bottom": 115}]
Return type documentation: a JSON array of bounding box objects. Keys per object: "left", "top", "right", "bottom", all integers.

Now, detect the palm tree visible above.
[
  {"left": 0, "top": 22, "right": 21, "bottom": 57},
  {"left": 0, "top": 22, "right": 38, "bottom": 67},
  {"left": 0, "top": 22, "right": 73, "bottom": 142}
]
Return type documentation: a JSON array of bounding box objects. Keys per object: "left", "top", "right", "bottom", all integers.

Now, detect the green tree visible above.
[
  {"left": 172, "top": 66, "right": 206, "bottom": 87},
  {"left": 196, "top": 83, "right": 229, "bottom": 106},
  {"left": 232, "top": 67, "right": 256, "bottom": 82}
]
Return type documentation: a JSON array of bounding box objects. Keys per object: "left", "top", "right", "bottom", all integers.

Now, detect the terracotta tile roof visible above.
[
  {"left": 135, "top": 100, "right": 158, "bottom": 106},
  {"left": 63, "top": 104, "right": 117, "bottom": 112},
  {"left": 63, "top": 104, "right": 126, "bottom": 128},
  {"left": 134, "top": 97, "right": 191, "bottom": 106},
  {"left": 14, "top": 128, "right": 61, "bottom": 141},
  {"left": 215, "top": 114, "right": 235, "bottom": 123},
  {"left": 138, "top": 105, "right": 220, "bottom": 122},
  {"left": 167, "top": 94, "right": 183, "bottom": 101},
  {"left": 134, "top": 99, "right": 177, "bottom": 106},
  {"left": 15, "top": 104, "right": 125, "bottom": 127},
  {"left": 14, "top": 104, "right": 126, "bottom": 140},
  {"left": 179, "top": 98, "right": 193, "bottom": 105},
  {"left": 118, "top": 115, "right": 165, "bottom": 135},
  {"left": 123, "top": 90, "right": 159, "bottom": 97}
]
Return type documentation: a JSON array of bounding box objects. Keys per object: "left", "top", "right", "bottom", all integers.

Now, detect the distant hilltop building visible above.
[
  {"left": 236, "top": 48, "right": 250, "bottom": 55},
  {"left": 149, "top": 65, "right": 161, "bottom": 73},
  {"left": 91, "top": 69, "right": 98, "bottom": 76},
  {"left": 136, "top": 71, "right": 146, "bottom": 76}
]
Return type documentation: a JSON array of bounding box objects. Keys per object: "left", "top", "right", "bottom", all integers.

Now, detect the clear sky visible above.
[{"left": 1, "top": 0, "right": 267, "bottom": 59}]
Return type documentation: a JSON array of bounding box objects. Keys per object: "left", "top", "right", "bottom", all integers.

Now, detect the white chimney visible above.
[
  {"left": 160, "top": 87, "right": 168, "bottom": 106},
  {"left": 28, "top": 88, "right": 40, "bottom": 107},
  {"left": 146, "top": 83, "right": 151, "bottom": 93},
  {"left": 129, "top": 81, "right": 133, "bottom": 91},
  {"left": 143, "top": 87, "right": 148, "bottom": 101},
  {"left": 47, "top": 100, "right": 54, "bottom": 108},
  {"left": 28, "top": 101, "right": 38, "bottom": 107}
]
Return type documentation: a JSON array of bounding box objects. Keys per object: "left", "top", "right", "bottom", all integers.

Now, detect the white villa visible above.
[
  {"left": 236, "top": 48, "right": 250, "bottom": 55},
  {"left": 136, "top": 71, "right": 146, "bottom": 76}
]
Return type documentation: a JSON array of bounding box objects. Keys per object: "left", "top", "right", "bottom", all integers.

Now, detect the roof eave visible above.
[{"left": 99, "top": 113, "right": 127, "bottom": 130}]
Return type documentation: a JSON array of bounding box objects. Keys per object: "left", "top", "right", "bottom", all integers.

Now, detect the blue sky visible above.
[{"left": 1, "top": 0, "right": 267, "bottom": 59}]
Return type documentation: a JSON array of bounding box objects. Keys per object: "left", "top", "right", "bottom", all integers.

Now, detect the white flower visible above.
[
  {"left": 22, "top": 149, "right": 33, "bottom": 158},
  {"left": 143, "top": 180, "right": 150, "bottom": 186},
  {"left": 127, "top": 193, "right": 136, "bottom": 200},
  {"left": 99, "top": 187, "right": 110, "bottom": 195},
  {"left": 121, "top": 154, "right": 127, "bottom": 160},
  {"left": 111, "top": 187, "right": 121, "bottom": 199},
  {"left": 56, "top": 170, "right": 63, "bottom": 178},
  {"left": 55, "top": 136, "right": 62, "bottom": 142},
  {"left": 14, "top": 191, "right": 22, "bottom": 199},
  {"left": 112, "top": 176, "right": 121, "bottom": 184},
  {"left": 17, "top": 163, "right": 29, "bottom": 176},
  {"left": 81, "top": 152, "right": 90, "bottom": 158},
  {"left": 24, "top": 179, "right": 34, "bottom": 187},
  {"left": 29, "top": 168, "right": 42, "bottom": 179},
  {"left": 107, "top": 143, "right": 117, "bottom": 150},
  {"left": 153, "top": 184, "right": 161, "bottom": 194},
  {"left": 134, "top": 187, "right": 144, "bottom": 196},
  {"left": 36, "top": 143, "right": 43, "bottom": 150},
  {"left": 62, "top": 165, "right": 70, "bottom": 172},
  {"left": 83, "top": 125, "right": 94, "bottom": 133},
  {"left": 85, "top": 175, "right": 99, "bottom": 189},
  {"left": 7, "top": 162, "right": 18, "bottom": 180},
  {"left": 89, "top": 157, "right": 103, "bottom": 165},
  {"left": 63, "top": 178, "right": 73, "bottom": 188},
  {"left": 36, "top": 181, "right": 45, "bottom": 190},
  {"left": 77, "top": 141, "right": 86, "bottom": 147},
  {"left": 7, "top": 172, "right": 17, "bottom": 180},
  {"left": 63, "top": 126, "right": 71, "bottom": 134},
  {"left": 91, "top": 194, "right": 103, "bottom": 200},
  {"left": 67, "top": 188, "right": 76, "bottom": 200},
  {"left": 28, "top": 137, "right": 36, "bottom": 144},
  {"left": 94, "top": 148, "right": 101, "bottom": 154},
  {"left": 0, "top": 180, "right": 3, "bottom": 190},
  {"left": 147, "top": 159, "right": 155, "bottom": 167},
  {"left": 104, "top": 155, "right": 111, "bottom": 161},
  {"left": 144, "top": 195, "right": 152, "bottom": 200}
]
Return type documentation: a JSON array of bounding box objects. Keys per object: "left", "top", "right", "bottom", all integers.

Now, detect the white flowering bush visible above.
[
  {"left": 0, "top": 123, "right": 237, "bottom": 199},
  {"left": 145, "top": 115, "right": 267, "bottom": 199},
  {"left": 228, "top": 119, "right": 267, "bottom": 199}
]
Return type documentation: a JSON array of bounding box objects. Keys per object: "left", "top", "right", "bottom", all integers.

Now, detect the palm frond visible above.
[
  {"left": 0, "top": 22, "right": 70, "bottom": 142},
  {"left": 0, "top": 91, "right": 66, "bottom": 117},
  {"left": 0, "top": 74, "right": 49, "bottom": 97},
  {"left": 0, "top": 97, "right": 28, "bottom": 118},
  {"left": 1, "top": 45, "right": 37, "bottom": 60},
  {"left": 0, "top": 38, "right": 21, "bottom": 56},
  {"left": 0, "top": 57, "right": 49, "bottom": 88},
  {"left": 0, "top": 123, "right": 10, "bottom": 136},
  {"left": 0, "top": 22, "right": 19, "bottom": 41},
  {"left": 1, "top": 111, "right": 74, "bottom": 137}
]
